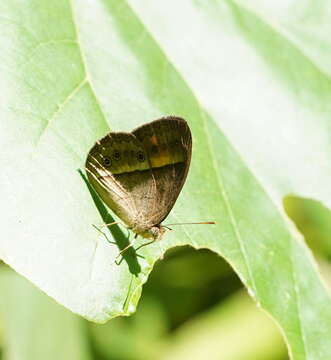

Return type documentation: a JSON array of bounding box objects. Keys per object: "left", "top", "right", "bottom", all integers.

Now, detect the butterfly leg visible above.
[
  {"left": 92, "top": 224, "right": 116, "bottom": 245},
  {"left": 93, "top": 222, "right": 130, "bottom": 245},
  {"left": 116, "top": 241, "right": 152, "bottom": 263},
  {"left": 115, "top": 233, "right": 138, "bottom": 258},
  {"left": 96, "top": 220, "right": 131, "bottom": 237},
  {"left": 116, "top": 243, "right": 134, "bottom": 258},
  {"left": 134, "top": 239, "right": 156, "bottom": 252},
  {"left": 99, "top": 221, "right": 125, "bottom": 229}
]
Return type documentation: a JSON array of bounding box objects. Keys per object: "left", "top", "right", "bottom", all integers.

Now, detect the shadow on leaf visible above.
[{"left": 78, "top": 169, "right": 141, "bottom": 276}]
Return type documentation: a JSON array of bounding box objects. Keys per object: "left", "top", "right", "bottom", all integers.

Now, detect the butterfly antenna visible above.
[{"left": 163, "top": 221, "right": 216, "bottom": 226}]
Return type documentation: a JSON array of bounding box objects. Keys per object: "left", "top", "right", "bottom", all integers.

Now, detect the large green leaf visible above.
[{"left": 1, "top": 0, "right": 331, "bottom": 358}]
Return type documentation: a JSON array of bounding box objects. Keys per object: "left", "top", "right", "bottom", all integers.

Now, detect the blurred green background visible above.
[{"left": 1, "top": 196, "right": 330, "bottom": 360}]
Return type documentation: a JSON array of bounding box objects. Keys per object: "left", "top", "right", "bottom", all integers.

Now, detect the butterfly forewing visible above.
[{"left": 132, "top": 117, "right": 192, "bottom": 225}]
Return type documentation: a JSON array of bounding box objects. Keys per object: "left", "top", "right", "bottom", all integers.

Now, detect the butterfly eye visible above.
[
  {"left": 137, "top": 151, "right": 145, "bottom": 162},
  {"left": 112, "top": 150, "right": 121, "bottom": 161},
  {"left": 103, "top": 157, "right": 111, "bottom": 166}
]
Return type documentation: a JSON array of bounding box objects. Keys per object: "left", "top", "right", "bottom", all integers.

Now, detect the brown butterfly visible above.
[{"left": 86, "top": 116, "right": 213, "bottom": 251}]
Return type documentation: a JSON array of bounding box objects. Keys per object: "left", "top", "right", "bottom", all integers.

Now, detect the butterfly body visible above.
[{"left": 85, "top": 116, "right": 192, "bottom": 241}]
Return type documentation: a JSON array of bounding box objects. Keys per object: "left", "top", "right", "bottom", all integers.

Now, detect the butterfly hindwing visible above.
[{"left": 85, "top": 132, "right": 150, "bottom": 228}]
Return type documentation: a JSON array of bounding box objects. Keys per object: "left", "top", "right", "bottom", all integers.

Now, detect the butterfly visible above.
[{"left": 86, "top": 116, "right": 213, "bottom": 251}]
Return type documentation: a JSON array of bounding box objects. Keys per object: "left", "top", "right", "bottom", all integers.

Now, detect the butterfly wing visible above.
[
  {"left": 132, "top": 116, "right": 192, "bottom": 226},
  {"left": 85, "top": 116, "right": 192, "bottom": 232}
]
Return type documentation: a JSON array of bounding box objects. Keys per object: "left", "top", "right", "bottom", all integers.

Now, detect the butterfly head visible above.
[{"left": 134, "top": 224, "right": 166, "bottom": 240}]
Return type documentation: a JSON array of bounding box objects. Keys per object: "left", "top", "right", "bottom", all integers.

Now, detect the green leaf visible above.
[{"left": 1, "top": 1, "right": 331, "bottom": 359}]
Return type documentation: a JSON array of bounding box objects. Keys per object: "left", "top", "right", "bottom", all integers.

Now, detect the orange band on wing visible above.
[{"left": 150, "top": 135, "right": 158, "bottom": 145}]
